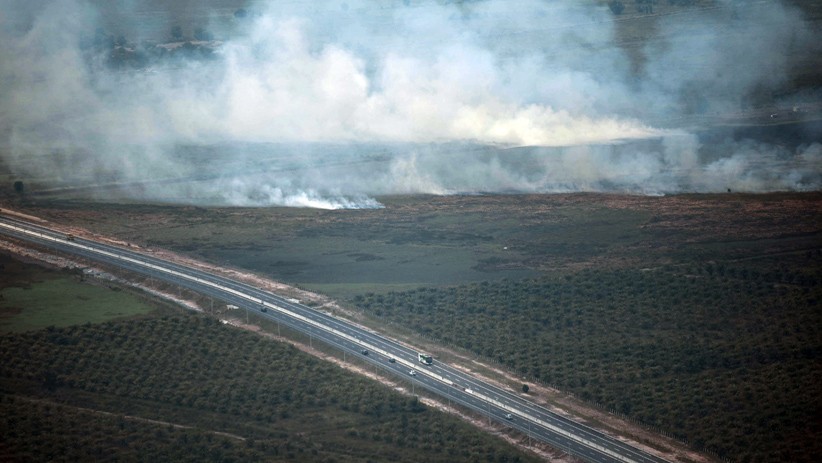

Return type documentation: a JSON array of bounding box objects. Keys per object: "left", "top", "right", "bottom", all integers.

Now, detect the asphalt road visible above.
[{"left": 0, "top": 214, "right": 671, "bottom": 463}]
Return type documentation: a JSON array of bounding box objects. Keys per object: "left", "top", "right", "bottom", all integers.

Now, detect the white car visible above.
[
  {"left": 505, "top": 413, "right": 513, "bottom": 420},
  {"left": 409, "top": 370, "right": 417, "bottom": 376}
]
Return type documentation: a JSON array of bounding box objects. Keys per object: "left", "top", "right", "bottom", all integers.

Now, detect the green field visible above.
[{"left": 0, "top": 253, "right": 159, "bottom": 332}]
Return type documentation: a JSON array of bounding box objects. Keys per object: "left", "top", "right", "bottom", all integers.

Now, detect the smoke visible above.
[{"left": 0, "top": 0, "right": 819, "bottom": 208}]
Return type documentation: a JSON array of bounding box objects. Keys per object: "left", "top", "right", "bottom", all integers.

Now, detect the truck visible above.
[{"left": 418, "top": 353, "right": 433, "bottom": 365}]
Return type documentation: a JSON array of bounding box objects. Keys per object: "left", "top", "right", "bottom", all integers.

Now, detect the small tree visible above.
[
  {"left": 193, "top": 27, "right": 213, "bottom": 41},
  {"left": 171, "top": 25, "right": 184, "bottom": 41},
  {"left": 522, "top": 384, "right": 529, "bottom": 393},
  {"left": 43, "top": 370, "right": 60, "bottom": 391},
  {"left": 608, "top": 0, "right": 625, "bottom": 15}
]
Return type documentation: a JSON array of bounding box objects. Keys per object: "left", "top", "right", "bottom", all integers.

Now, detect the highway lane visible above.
[{"left": 0, "top": 215, "right": 670, "bottom": 463}]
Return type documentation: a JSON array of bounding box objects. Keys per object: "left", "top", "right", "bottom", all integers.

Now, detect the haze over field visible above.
[{"left": 1, "top": 0, "right": 820, "bottom": 208}]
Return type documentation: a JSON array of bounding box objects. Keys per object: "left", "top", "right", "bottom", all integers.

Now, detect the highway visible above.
[{"left": 0, "top": 214, "right": 671, "bottom": 463}]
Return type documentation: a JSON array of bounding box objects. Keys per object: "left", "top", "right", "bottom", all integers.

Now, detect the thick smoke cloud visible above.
[{"left": 0, "top": 0, "right": 819, "bottom": 208}]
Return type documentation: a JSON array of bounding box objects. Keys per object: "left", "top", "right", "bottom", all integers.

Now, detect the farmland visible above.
[
  {"left": 5, "top": 192, "right": 821, "bottom": 461},
  {"left": 1, "top": 0, "right": 821, "bottom": 461},
  {"left": 0, "top": 313, "right": 536, "bottom": 462}
]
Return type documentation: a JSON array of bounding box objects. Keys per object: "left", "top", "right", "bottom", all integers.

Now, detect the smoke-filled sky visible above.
[{"left": 0, "top": 0, "right": 820, "bottom": 208}]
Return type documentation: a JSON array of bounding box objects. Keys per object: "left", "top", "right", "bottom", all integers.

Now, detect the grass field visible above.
[
  {"left": 0, "top": 253, "right": 160, "bottom": 332},
  {"left": 0, "top": 278, "right": 158, "bottom": 332}
]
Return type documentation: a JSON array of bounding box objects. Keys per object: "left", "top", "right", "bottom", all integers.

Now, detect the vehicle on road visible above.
[
  {"left": 388, "top": 357, "right": 395, "bottom": 363},
  {"left": 505, "top": 413, "right": 513, "bottom": 420},
  {"left": 418, "top": 353, "right": 433, "bottom": 365},
  {"left": 409, "top": 369, "right": 417, "bottom": 376},
  {"left": 361, "top": 349, "right": 368, "bottom": 355},
  {"left": 260, "top": 307, "right": 267, "bottom": 312},
  {"left": 65, "top": 233, "right": 75, "bottom": 241}
]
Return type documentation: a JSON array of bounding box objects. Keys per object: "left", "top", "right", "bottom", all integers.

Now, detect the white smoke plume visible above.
[{"left": 0, "top": 0, "right": 819, "bottom": 208}]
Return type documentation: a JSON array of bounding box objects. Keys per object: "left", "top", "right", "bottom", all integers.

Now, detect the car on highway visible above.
[
  {"left": 388, "top": 358, "right": 396, "bottom": 363},
  {"left": 409, "top": 369, "right": 417, "bottom": 376},
  {"left": 505, "top": 413, "right": 513, "bottom": 420},
  {"left": 361, "top": 349, "right": 368, "bottom": 355}
]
